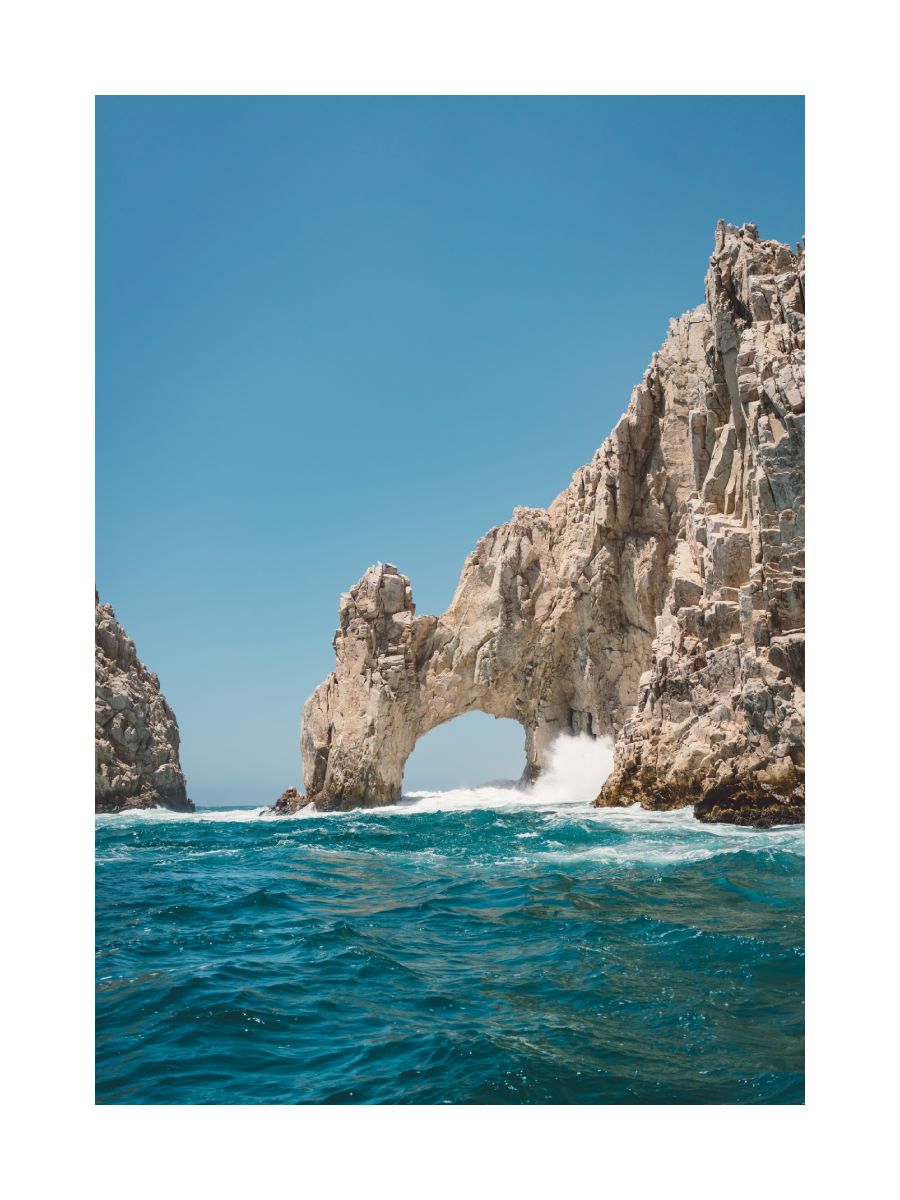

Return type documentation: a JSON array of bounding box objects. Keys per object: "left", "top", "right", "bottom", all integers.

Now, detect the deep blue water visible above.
[{"left": 95, "top": 789, "right": 804, "bottom": 1104}]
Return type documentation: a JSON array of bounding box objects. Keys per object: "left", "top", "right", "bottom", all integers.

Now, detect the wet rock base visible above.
[
  {"left": 95, "top": 786, "right": 195, "bottom": 815},
  {"left": 265, "top": 787, "right": 313, "bottom": 816},
  {"left": 595, "top": 764, "right": 804, "bottom": 828}
]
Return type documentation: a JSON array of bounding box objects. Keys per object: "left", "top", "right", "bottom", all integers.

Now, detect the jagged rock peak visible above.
[
  {"left": 95, "top": 589, "right": 194, "bottom": 814},
  {"left": 599, "top": 219, "right": 805, "bottom": 821},
  {"left": 300, "top": 221, "right": 805, "bottom": 824}
]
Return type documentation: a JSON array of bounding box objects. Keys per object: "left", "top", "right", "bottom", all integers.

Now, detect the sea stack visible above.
[
  {"left": 300, "top": 221, "right": 804, "bottom": 822},
  {"left": 95, "top": 591, "right": 194, "bottom": 813}
]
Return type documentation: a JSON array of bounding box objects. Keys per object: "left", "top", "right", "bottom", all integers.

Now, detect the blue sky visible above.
[{"left": 96, "top": 96, "right": 804, "bottom": 804}]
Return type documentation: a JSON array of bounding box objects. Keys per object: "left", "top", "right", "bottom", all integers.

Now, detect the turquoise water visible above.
[{"left": 95, "top": 789, "right": 804, "bottom": 1104}]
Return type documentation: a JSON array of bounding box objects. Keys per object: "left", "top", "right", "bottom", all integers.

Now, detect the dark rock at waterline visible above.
[
  {"left": 693, "top": 782, "right": 805, "bottom": 828},
  {"left": 264, "top": 787, "right": 312, "bottom": 816},
  {"left": 594, "top": 764, "right": 804, "bottom": 827},
  {"left": 95, "top": 786, "right": 196, "bottom": 815},
  {"left": 695, "top": 801, "right": 805, "bottom": 828}
]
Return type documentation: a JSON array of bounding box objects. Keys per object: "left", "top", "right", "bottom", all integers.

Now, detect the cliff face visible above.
[
  {"left": 95, "top": 592, "right": 194, "bottom": 813},
  {"left": 300, "top": 221, "right": 804, "bottom": 821},
  {"left": 598, "top": 220, "right": 805, "bottom": 824}
]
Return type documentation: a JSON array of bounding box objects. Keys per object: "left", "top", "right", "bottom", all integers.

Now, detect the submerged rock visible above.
[
  {"left": 300, "top": 221, "right": 805, "bottom": 823},
  {"left": 95, "top": 591, "right": 194, "bottom": 814}
]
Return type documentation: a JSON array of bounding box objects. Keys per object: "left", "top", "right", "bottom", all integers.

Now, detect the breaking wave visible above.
[{"left": 528, "top": 731, "right": 616, "bottom": 802}]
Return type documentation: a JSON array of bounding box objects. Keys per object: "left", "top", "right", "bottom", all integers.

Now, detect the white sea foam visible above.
[
  {"left": 94, "top": 729, "right": 804, "bottom": 862},
  {"left": 384, "top": 728, "right": 805, "bottom": 861},
  {"left": 396, "top": 732, "right": 614, "bottom": 815},
  {"left": 95, "top": 805, "right": 270, "bottom": 825},
  {"left": 528, "top": 732, "right": 616, "bottom": 802}
]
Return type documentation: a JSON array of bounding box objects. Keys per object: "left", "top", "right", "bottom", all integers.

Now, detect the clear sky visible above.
[{"left": 96, "top": 96, "right": 805, "bottom": 805}]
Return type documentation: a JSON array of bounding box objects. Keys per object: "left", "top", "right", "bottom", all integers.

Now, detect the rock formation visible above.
[
  {"left": 95, "top": 591, "right": 194, "bottom": 813},
  {"left": 597, "top": 220, "right": 805, "bottom": 822},
  {"left": 301, "top": 220, "right": 804, "bottom": 822},
  {"left": 264, "top": 786, "right": 311, "bottom": 817}
]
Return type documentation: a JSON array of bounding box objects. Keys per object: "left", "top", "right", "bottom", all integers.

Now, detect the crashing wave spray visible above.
[{"left": 527, "top": 733, "right": 615, "bottom": 803}]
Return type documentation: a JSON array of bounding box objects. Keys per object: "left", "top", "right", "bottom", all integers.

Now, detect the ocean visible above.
[{"left": 95, "top": 743, "right": 804, "bottom": 1105}]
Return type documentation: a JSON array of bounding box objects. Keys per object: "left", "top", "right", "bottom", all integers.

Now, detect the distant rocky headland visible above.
[
  {"left": 95, "top": 592, "right": 194, "bottom": 813},
  {"left": 296, "top": 220, "right": 805, "bottom": 825}
]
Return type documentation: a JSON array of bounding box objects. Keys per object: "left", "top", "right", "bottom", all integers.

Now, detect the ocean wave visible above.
[
  {"left": 95, "top": 767, "right": 805, "bottom": 1105},
  {"left": 95, "top": 805, "right": 269, "bottom": 826},
  {"left": 95, "top": 790, "right": 804, "bottom": 870}
]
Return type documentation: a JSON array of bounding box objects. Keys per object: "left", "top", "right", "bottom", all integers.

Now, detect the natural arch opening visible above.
[
  {"left": 300, "top": 559, "right": 636, "bottom": 811},
  {"left": 401, "top": 712, "right": 525, "bottom": 794}
]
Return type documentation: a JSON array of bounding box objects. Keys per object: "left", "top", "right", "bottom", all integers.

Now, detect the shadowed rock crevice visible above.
[{"left": 300, "top": 221, "right": 805, "bottom": 823}]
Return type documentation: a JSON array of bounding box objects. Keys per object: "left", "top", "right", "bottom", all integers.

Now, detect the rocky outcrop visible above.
[
  {"left": 300, "top": 221, "right": 804, "bottom": 822},
  {"left": 597, "top": 220, "right": 805, "bottom": 823},
  {"left": 693, "top": 777, "right": 805, "bottom": 828},
  {"left": 264, "top": 787, "right": 311, "bottom": 817},
  {"left": 95, "top": 591, "right": 194, "bottom": 813}
]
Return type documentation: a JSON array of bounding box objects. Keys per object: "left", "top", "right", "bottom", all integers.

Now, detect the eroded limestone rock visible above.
[
  {"left": 301, "top": 221, "right": 805, "bottom": 822},
  {"left": 95, "top": 591, "right": 194, "bottom": 813}
]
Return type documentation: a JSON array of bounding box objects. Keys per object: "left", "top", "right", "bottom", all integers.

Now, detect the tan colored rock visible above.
[
  {"left": 95, "top": 590, "right": 194, "bottom": 813},
  {"left": 301, "top": 221, "right": 805, "bottom": 823},
  {"left": 598, "top": 220, "right": 805, "bottom": 822}
]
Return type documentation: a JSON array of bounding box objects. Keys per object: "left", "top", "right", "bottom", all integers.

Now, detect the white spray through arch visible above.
[{"left": 526, "top": 732, "right": 616, "bottom": 803}]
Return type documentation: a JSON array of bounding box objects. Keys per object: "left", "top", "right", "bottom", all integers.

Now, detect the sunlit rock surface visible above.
[
  {"left": 95, "top": 591, "right": 194, "bottom": 813},
  {"left": 598, "top": 220, "right": 805, "bottom": 823},
  {"left": 301, "top": 221, "right": 805, "bottom": 822}
]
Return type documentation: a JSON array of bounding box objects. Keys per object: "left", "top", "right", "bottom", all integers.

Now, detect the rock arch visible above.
[
  {"left": 300, "top": 346, "right": 681, "bottom": 810},
  {"left": 401, "top": 708, "right": 524, "bottom": 791},
  {"left": 301, "top": 222, "right": 805, "bottom": 819}
]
